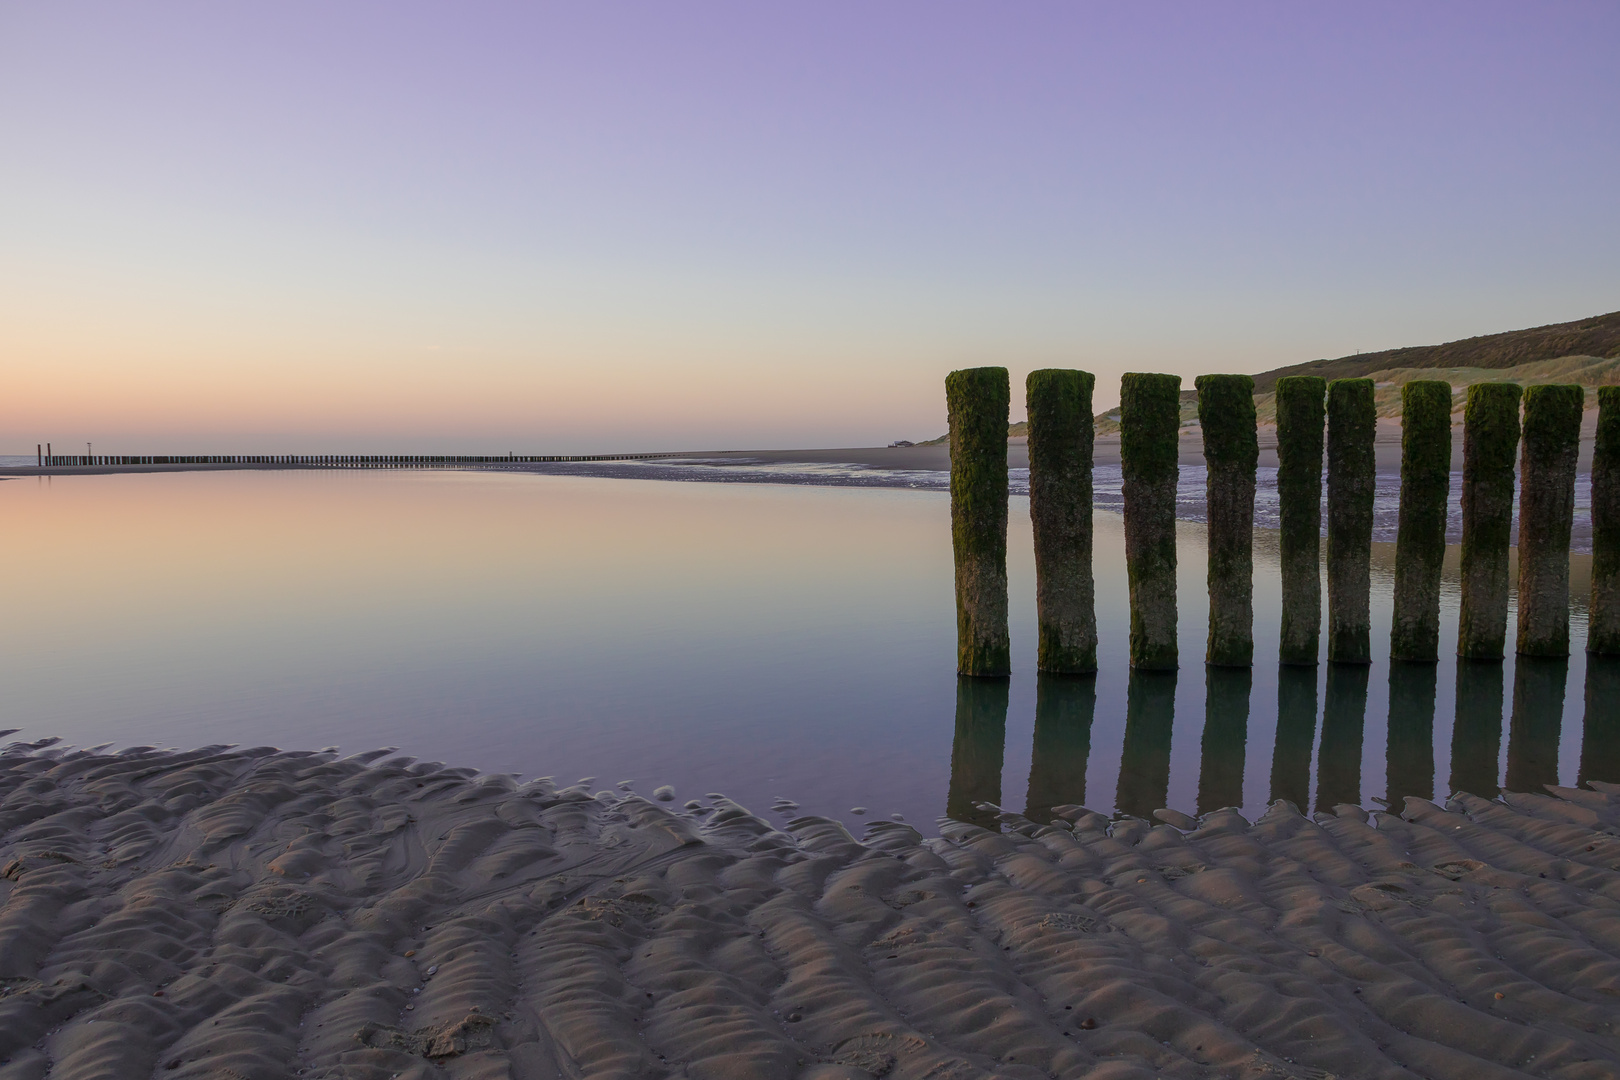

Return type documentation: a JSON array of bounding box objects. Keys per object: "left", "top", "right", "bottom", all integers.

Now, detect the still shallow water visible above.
[{"left": 1, "top": 468, "right": 1612, "bottom": 832}]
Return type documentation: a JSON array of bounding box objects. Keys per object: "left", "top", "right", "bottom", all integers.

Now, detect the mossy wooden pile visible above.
[
  {"left": 1326, "top": 378, "right": 1376, "bottom": 664},
  {"left": 1120, "top": 373, "right": 1181, "bottom": 670},
  {"left": 1591, "top": 387, "right": 1620, "bottom": 656},
  {"left": 1516, "top": 384, "right": 1583, "bottom": 657},
  {"left": 1390, "top": 381, "right": 1452, "bottom": 661},
  {"left": 1275, "top": 376, "right": 1326, "bottom": 666},
  {"left": 946, "top": 367, "right": 1011, "bottom": 677},
  {"left": 1197, "top": 374, "right": 1257, "bottom": 667},
  {"left": 1026, "top": 369, "right": 1097, "bottom": 674},
  {"left": 1458, "top": 383, "right": 1521, "bottom": 660}
]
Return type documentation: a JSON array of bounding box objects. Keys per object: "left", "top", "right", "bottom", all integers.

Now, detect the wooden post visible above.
[
  {"left": 1588, "top": 387, "right": 1620, "bottom": 655},
  {"left": 1196, "top": 666, "right": 1250, "bottom": 814},
  {"left": 1120, "top": 373, "right": 1181, "bottom": 670},
  {"left": 946, "top": 676, "right": 1008, "bottom": 830},
  {"left": 1390, "top": 381, "right": 1453, "bottom": 661},
  {"left": 1517, "top": 385, "right": 1583, "bottom": 657},
  {"left": 947, "top": 367, "right": 1011, "bottom": 677},
  {"left": 1023, "top": 675, "right": 1095, "bottom": 823},
  {"left": 1197, "top": 374, "right": 1258, "bottom": 667},
  {"left": 1026, "top": 369, "right": 1097, "bottom": 674},
  {"left": 1458, "top": 383, "right": 1522, "bottom": 660},
  {"left": 1326, "top": 379, "right": 1376, "bottom": 664}
]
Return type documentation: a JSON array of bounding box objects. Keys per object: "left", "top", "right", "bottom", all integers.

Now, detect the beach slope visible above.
[{"left": 3, "top": 739, "right": 1620, "bottom": 1078}]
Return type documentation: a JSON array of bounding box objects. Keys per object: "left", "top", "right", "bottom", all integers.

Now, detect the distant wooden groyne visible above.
[{"left": 12, "top": 451, "right": 680, "bottom": 472}]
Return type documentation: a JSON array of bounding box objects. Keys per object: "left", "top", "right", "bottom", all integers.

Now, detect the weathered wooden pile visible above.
[{"left": 948, "top": 369, "right": 1619, "bottom": 676}]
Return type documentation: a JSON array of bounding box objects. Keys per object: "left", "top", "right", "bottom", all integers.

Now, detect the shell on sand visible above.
[{"left": 4, "top": 741, "right": 1620, "bottom": 1077}]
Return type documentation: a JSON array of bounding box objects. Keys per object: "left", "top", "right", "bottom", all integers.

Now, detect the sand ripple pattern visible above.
[{"left": 2, "top": 738, "right": 1620, "bottom": 1079}]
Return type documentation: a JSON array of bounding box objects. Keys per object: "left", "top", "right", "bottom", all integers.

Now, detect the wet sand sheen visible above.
[{"left": 4, "top": 739, "right": 1620, "bottom": 1079}]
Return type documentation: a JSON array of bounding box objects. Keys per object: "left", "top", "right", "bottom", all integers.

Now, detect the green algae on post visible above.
[
  {"left": 1326, "top": 378, "right": 1376, "bottom": 664},
  {"left": 1196, "top": 374, "right": 1258, "bottom": 667},
  {"left": 1517, "top": 384, "right": 1584, "bottom": 657},
  {"left": 1591, "top": 387, "right": 1620, "bottom": 655},
  {"left": 1390, "top": 381, "right": 1452, "bottom": 661},
  {"left": 1458, "top": 383, "right": 1522, "bottom": 660},
  {"left": 1275, "top": 376, "right": 1326, "bottom": 665},
  {"left": 1120, "top": 372, "right": 1181, "bottom": 670},
  {"left": 947, "top": 366, "right": 1011, "bottom": 677},
  {"left": 1026, "top": 369, "right": 1097, "bottom": 673}
]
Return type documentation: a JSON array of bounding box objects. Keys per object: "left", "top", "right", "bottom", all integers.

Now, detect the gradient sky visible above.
[{"left": 3, "top": 2, "right": 1617, "bottom": 453}]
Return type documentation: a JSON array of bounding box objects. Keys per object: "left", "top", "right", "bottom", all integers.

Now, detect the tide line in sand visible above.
[{"left": 3, "top": 739, "right": 1620, "bottom": 1078}]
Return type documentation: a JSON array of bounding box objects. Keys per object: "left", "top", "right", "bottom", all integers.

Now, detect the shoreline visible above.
[
  {"left": 3, "top": 739, "right": 1620, "bottom": 1077},
  {"left": 4, "top": 411, "right": 1601, "bottom": 479}
]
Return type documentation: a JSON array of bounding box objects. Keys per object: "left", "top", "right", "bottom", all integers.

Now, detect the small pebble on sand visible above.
[
  {"left": 850, "top": 807, "right": 867, "bottom": 815},
  {"left": 653, "top": 786, "right": 675, "bottom": 801}
]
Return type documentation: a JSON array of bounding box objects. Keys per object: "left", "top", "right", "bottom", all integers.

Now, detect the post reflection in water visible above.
[
  {"left": 946, "top": 676, "right": 1008, "bottom": 830},
  {"left": 1385, "top": 663, "right": 1437, "bottom": 808},
  {"left": 1580, "top": 657, "right": 1620, "bottom": 788},
  {"left": 1506, "top": 657, "right": 1568, "bottom": 796},
  {"left": 1024, "top": 675, "right": 1096, "bottom": 824},
  {"left": 1450, "top": 660, "right": 1504, "bottom": 799},
  {"left": 1270, "top": 666, "right": 1319, "bottom": 810},
  {"left": 1197, "top": 668, "right": 1251, "bottom": 814},
  {"left": 1316, "top": 665, "right": 1369, "bottom": 813},
  {"left": 1115, "top": 670, "right": 1177, "bottom": 819}
]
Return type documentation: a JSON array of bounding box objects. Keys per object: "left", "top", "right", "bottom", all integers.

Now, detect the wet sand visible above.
[
  {"left": 703, "top": 412, "right": 1601, "bottom": 473},
  {"left": 5, "top": 738, "right": 1620, "bottom": 1078}
]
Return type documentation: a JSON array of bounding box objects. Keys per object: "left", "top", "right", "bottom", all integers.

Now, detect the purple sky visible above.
[{"left": 3, "top": 2, "right": 1617, "bottom": 451}]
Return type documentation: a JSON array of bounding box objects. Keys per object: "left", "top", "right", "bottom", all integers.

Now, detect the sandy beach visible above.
[
  {"left": 708, "top": 411, "right": 1602, "bottom": 474},
  {"left": 4, "top": 737, "right": 1619, "bottom": 1079}
]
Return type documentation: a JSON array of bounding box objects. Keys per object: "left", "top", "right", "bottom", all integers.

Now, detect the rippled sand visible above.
[{"left": 3, "top": 738, "right": 1620, "bottom": 1079}]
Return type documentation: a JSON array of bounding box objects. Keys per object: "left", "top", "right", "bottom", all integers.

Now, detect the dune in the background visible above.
[{"left": 4, "top": 738, "right": 1620, "bottom": 1078}]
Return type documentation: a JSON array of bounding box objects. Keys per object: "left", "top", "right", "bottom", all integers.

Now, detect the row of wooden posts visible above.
[
  {"left": 948, "top": 369, "right": 1620, "bottom": 677},
  {"left": 30, "top": 450, "right": 674, "bottom": 468}
]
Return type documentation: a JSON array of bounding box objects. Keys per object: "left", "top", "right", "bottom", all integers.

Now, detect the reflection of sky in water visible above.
[
  {"left": 513, "top": 458, "right": 1595, "bottom": 552},
  {"left": 0, "top": 469, "right": 1612, "bottom": 837}
]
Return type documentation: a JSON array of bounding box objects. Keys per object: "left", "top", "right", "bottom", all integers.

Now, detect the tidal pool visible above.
[{"left": 0, "top": 468, "right": 1609, "bottom": 831}]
